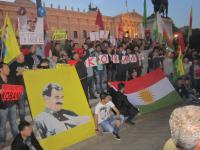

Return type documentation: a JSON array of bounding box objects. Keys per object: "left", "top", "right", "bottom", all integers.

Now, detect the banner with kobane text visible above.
[{"left": 23, "top": 66, "right": 95, "bottom": 150}]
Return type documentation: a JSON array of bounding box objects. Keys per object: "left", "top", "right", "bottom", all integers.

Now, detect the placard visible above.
[
  {"left": 19, "top": 16, "right": 44, "bottom": 45},
  {"left": 0, "top": 84, "right": 23, "bottom": 101}
]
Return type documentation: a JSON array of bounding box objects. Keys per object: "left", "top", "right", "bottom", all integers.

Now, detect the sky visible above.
[{"left": 1, "top": 0, "right": 200, "bottom": 28}]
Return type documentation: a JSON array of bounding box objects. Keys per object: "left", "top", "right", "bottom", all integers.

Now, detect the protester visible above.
[
  {"left": 164, "top": 105, "right": 200, "bottom": 150},
  {"left": 0, "top": 63, "right": 18, "bottom": 146},
  {"left": 116, "top": 44, "right": 128, "bottom": 81},
  {"left": 9, "top": 54, "right": 28, "bottom": 121},
  {"left": 94, "top": 92, "right": 124, "bottom": 140},
  {"left": 73, "top": 53, "right": 89, "bottom": 100},
  {"left": 11, "top": 121, "right": 43, "bottom": 150},
  {"left": 87, "top": 44, "right": 97, "bottom": 99},
  {"left": 94, "top": 44, "right": 105, "bottom": 93},
  {"left": 25, "top": 45, "right": 42, "bottom": 69},
  {"left": 37, "top": 59, "right": 50, "bottom": 69},
  {"left": 112, "top": 83, "right": 139, "bottom": 125},
  {"left": 189, "top": 58, "right": 200, "bottom": 93}
]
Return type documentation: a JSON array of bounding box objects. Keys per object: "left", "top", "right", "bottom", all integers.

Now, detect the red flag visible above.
[
  {"left": 95, "top": 10, "right": 104, "bottom": 30},
  {"left": 188, "top": 8, "right": 193, "bottom": 43},
  {"left": 44, "top": 18, "right": 49, "bottom": 31},
  {"left": 178, "top": 33, "right": 185, "bottom": 53},
  {"left": 118, "top": 16, "right": 124, "bottom": 39}
]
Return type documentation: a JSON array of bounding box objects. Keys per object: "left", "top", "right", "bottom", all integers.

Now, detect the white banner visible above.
[
  {"left": 100, "top": 30, "right": 109, "bottom": 39},
  {"left": 19, "top": 16, "right": 44, "bottom": 45},
  {"left": 85, "top": 54, "right": 144, "bottom": 68},
  {"left": 89, "top": 32, "right": 99, "bottom": 41}
]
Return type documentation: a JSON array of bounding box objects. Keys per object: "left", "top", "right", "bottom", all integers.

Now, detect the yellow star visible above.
[{"left": 138, "top": 89, "right": 154, "bottom": 104}]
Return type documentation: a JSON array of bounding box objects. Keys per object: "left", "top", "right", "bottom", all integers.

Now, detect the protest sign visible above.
[
  {"left": 84, "top": 54, "right": 144, "bottom": 67},
  {"left": 121, "top": 55, "right": 130, "bottom": 64},
  {"left": 0, "top": 84, "right": 23, "bottom": 101},
  {"left": 112, "top": 55, "right": 120, "bottom": 64},
  {"left": 19, "top": 16, "right": 44, "bottom": 45},
  {"left": 85, "top": 57, "right": 97, "bottom": 67},
  {"left": 52, "top": 29, "right": 67, "bottom": 41},
  {"left": 110, "top": 36, "right": 116, "bottom": 46},
  {"left": 129, "top": 54, "right": 138, "bottom": 63},
  {"left": 98, "top": 54, "right": 109, "bottom": 64},
  {"left": 23, "top": 66, "right": 95, "bottom": 150},
  {"left": 89, "top": 32, "right": 99, "bottom": 41},
  {"left": 99, "top": 30, "right": 109, "bottom": 39}
]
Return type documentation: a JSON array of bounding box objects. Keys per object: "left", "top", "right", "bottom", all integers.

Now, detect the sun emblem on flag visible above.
[{"left": 138, "top": 89, "right": 154, "bottom": 104}]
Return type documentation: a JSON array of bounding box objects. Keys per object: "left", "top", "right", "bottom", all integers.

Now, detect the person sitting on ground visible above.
[
  {"left": 11, "top": 121, "right": 43, "bottom": 150},
  {"left": 112, "top": 83, "right": 139, "bottom": 125},
  {"left": 94, "top": 92, "right": 124, "bottom": 140},
  {"left": 163, "top": 105, "right": 200, "bottom": 150}
]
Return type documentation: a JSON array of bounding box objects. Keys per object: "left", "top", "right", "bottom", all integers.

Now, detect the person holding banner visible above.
[
  {"left": 112, "top": 83, "right": 139, "bottom": 125},
  {"left": 0, "top": 63, "right": 18, "bottom": 145},
  {"left": 73, "top": 52, "right": 89, "bottom": 100},
  {"left": 25, "top": 45, "right": 41, "bottom": 69},
  {"left": 94, "top": 45, "right": 105, "bottom": 93},
  {"left": 116, "top": 44, "right": 128, "bottom": 81},
  {"left": 106, "top": 46, "right": 116, "bottom": 82},
  {"left": 9, "top": 54, "right": 28, "bottom": 122},
  {"left": 11, "top": 121, "right": 43, "bottom": 150}
]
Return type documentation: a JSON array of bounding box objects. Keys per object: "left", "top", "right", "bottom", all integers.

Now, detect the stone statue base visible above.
[{"left": 146, "top": 14, "right": 174, "bottom": 40}]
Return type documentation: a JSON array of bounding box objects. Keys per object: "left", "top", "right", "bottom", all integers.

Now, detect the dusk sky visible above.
[{"left": 1, "top": 0, "right": 200, "bottom": 28}]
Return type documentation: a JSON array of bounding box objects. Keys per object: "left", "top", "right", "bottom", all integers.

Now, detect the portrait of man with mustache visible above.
[{"left": 34, "top": 83, "right": 90, "bottom": 139}]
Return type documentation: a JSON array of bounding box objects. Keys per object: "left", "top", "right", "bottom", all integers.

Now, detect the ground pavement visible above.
[
  {"left": 64, "top": 105, "right": 180, "bottom": 150},
  {"left": 3, "top": 99, "right": 180, "bottom": 150}
]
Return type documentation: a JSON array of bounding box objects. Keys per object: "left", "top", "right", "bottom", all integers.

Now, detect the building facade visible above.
[{"left": 0, "top": 0, "right": 142, "bottom": 44}]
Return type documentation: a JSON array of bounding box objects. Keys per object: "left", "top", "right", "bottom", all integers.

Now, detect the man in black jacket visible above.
[
  {"left": 73, "top": 52, "right": 89, "bottom": 101},
  {"left": 9, "top": 54, "right": 29, "bottom": 122},
  {"left": 11, "top": 121, "right": 43, "bottom": 150},
  {"left": 112, "top": 83, "right": 139, "bottom": 125}
]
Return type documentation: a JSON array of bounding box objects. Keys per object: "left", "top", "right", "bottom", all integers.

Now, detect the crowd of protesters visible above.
[{"left": 0, "top": 34, "right": 200, "bottom": 147}]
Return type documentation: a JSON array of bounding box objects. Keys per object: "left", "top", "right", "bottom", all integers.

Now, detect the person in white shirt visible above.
[{"left": 94, "top": 92, "right": 124, "bottom": 140}]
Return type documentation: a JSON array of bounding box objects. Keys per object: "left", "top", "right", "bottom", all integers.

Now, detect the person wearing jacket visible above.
[
  {"left": 11, "top": 121, "right": 43, "bottom": 150},
  {"left": 112, "top": 83, "right": 139, "bottom": 125}
]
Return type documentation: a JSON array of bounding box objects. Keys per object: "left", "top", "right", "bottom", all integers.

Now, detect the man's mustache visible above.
[{"left": 56, "top": 102, "right": 63, "bottom": 105}]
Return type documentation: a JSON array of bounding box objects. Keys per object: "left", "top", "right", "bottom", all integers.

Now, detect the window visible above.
[
  {"left": 83, "top": 30, "right": 87, "bottom": 38},
  {"left": 73, "top": 31, "right": 78, "bottom": 39}
]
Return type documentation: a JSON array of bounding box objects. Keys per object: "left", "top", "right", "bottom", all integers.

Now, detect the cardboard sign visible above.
[
  {"left": 98, "top": 54, "right": 109, "bottom": 64},
  {"left": 100, "top": 30, "right": 109, "bottom": 39},
  {"left": 85, "top": 57, "right": 97, "bottom": 67},
  {"left": 121, "top": 55, "right": 130, "bottom": 64},
  {"left": 52, "top": 29, "right": 67, "bottom": 41},
  {"left": 112, "top": 55, "right": 120, "bottom": 64},
  {"left": 89, "top": 32, "right": 99, "bottom": 41},
  {"left": 110, "top": 36, "right": 116, "bottom": 46},
  {"left": 19, "top": 16, "right": 44, "bottom": 45},
  {"left": 0, "top": 84, "right": 23, "bottom": 101},
  {"left": 129, "top": 54, "right": 138, "bottom": 63}
]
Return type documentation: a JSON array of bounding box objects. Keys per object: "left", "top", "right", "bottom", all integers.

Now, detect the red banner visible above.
[{"left": 0, "top": 84, "right": 24, "bottom": 102}]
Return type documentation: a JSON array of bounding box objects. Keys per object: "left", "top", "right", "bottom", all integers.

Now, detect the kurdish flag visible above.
[
  {"left": 1, "top": 14, "right": 21, "bottom": 63},
  {"left": 152, "top": 13, "right": 174, "bottom": 51},
  {"left": 109, "top": 68, "right": 182, "bottom": 114}
]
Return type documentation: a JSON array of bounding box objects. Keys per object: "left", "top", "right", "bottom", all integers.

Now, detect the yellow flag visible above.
[
  {"left": 1, "top": 14, "right": 21, "bottom": 63},
  {"left": 176, "top": 47, "right": 185, "bottom": 77}
]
